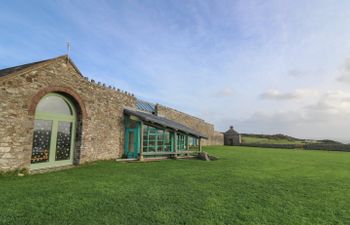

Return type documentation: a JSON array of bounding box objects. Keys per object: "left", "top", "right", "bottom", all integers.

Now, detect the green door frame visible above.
[
  {"left": 31, "top": 93, "right": 77, "bottom": 170},
  {"left": 124, "top": 117, "right": 141, "bottom": 159}
]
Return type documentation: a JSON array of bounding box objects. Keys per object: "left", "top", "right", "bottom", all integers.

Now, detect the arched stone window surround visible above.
[
  {"left": 28, "top": 86, "right": 87, "bottom": 167},
  {"left": 28, "top": 86, "right": 87, "bottom": 119}
]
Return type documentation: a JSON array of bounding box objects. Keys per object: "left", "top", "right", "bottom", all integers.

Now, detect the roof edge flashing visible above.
[{"left": 124, "top": 108, "right": 207, "bottom": 139}]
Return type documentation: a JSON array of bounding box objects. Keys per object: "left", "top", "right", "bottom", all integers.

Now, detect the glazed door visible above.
[
  {"left": 125, "top": 129, "right": 139, "bottom": 158},
  {"left": 31, "top": 94, "right": 76, "bottom": 169}
]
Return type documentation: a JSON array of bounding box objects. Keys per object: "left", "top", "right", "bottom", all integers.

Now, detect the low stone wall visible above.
[
  {"left": 239, "top": 143, "right": 350, "bottom": 152},
  {"left": 211, "top": 131, "right": 224, "bottom": 145},
  {"left": 155, "top": 104, "right": 223, "bottom": 146},
  {"left": 0, "top": 56, "right": 136, "bottom": 170}
]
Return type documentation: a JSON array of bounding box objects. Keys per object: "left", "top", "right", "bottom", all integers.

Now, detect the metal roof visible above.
[
  {"left": 136, "top": 99, "right": 156, "bottom": 113},
  {"left": 124, "top": 108, "right": 207, "bottom": 139}
]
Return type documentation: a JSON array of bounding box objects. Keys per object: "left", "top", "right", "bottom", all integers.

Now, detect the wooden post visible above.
[
  {"left": 186, "top": 136, "right": 190, "bottom": 157},
  {"left": 139, "top": 121, "right": 144, "bottom": 161},
  {"left": 199, "top": 138, "right": 202, "bottom": 152},
  {"left": 173, "top": 131, "right": 178, "bottom": 159}
]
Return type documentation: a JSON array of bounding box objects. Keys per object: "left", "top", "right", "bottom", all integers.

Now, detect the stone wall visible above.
[
  {"left": 155, "top": 105, "right": 224, "bottom": 146},
  {"left": 212, "top": 131, "right": 225, "bottom": 145},
  {"left": 0, "top": 56, "right": 135, "bottom": 171}
]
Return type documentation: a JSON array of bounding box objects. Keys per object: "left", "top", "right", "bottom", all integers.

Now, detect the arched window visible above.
[
  {"left": 36, "top": 95, "right": 73, "bottom": 115},
  {"left": 31, "top": 93, "right": 76, "bottom": 169}
]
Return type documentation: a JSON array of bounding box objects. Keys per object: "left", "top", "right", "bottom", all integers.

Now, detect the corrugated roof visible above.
[
  {"left": 136, "top": 99, "right": 156, "bottom": 113},
  {"left": 124, "top": 108, "right": 207, "bottom": 139}
]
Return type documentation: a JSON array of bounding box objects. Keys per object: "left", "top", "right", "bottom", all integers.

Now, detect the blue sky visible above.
[{"left": 2, "top": 0, "right": 350, "bottom": 142}]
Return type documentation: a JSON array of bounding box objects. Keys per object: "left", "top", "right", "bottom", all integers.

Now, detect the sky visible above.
[{"left": 1, "top": 0, "right": 350, "bottom": 142}]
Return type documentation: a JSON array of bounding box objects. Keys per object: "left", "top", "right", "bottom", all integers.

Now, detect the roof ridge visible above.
[
  {"left": 0, "top": 55, "right": 138, "bottom": 98},
  {"left": 0, "top": 55, "right": 68, "bottom": 78}
]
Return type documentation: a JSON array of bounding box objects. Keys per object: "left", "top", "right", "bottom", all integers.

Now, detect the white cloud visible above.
[
  {"left": 234, "top": 90, "right": 350, "bottom": 142},
  {"left": 260, "top": 89, "right": 319, "bottom": 101},
  {"left": 306, "top": 91, "right": 350, "bottom": 113},
  {"left": 213, "top": 88, "right": 234, "bottom": 97},
  {"left": 337, "top": 58, "right": 350, "bottom": 84}
]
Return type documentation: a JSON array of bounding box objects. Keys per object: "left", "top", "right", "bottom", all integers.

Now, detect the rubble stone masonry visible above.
[
  {"left": 155, "top": 105, "right": 224, "bottom": 146},
  {"left": 0, "top": 57, "right": 135, "bottom": 170},
  {"left": 0, "top": 56, "right": 223, "bottom": 171}
]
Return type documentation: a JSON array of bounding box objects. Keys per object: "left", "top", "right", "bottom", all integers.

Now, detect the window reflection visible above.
[
  {"left": 36, "top": 95, "right": 72, "bottom": 115},
  {"left": 31, "top": 120, "right": 52, "bottom": 163}
]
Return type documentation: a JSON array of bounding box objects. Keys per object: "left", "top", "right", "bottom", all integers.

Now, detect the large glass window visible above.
[
  {"left": 36, "top": 95, "right": 72, "bottom": 115},
  {"left": 55, "top": 121, "right": 73, "bottom": 161},
  {"left": 188, "top": 136, "right": 198, "bottom": 151},
  {"left": 31, "top": 94, "right": 76, "bottom": 169},
  {"left": 177, "top": 133, "right": 187, "bottom": 151},
  {"left": 163, "top": 131, "right": 172, "bottom": 151},
  {"left": 31, "top": 120, "right": 53, "bottom": 164},
  {"left": 143, "top": 125, "right": 173, "bottom": 152}
]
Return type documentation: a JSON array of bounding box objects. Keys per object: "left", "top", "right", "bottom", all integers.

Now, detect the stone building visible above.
[
  {"left": 224, "top": 126, "right": 241, "bottom": 146},
  {"left": 0, "top": 55, "right": 223, "bottom": 171}
]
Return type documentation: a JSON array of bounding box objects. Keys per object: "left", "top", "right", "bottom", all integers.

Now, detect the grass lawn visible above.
[{"left": 1, "top": 146, "right": 350, "bottom": 225}]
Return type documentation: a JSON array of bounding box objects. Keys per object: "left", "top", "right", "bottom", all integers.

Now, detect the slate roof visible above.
[
  {"left": 0, "top": 55, "right": 82, "bottom": 78},
  {"left": 136, "top": 99, "right": 156, "bottom": 113},
  {"left": 0, "top": 59, "right": 51, "bottom": 77},
  {"left": 124, "top": 108, "right": 207, "bottom": 139},
  {"left": 225, "top": 126, "right": 239, "bottom": 135}
]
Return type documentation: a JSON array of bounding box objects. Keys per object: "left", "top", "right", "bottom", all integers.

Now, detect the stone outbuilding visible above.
[
  {"left": 224, "top": 126, "right": 241, "bottom": 146},
  {"left": 0, "top": 55, "right": 224, "bottom": 172}
]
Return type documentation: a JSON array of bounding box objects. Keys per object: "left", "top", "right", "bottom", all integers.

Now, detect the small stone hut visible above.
[{"left": 224, "top": 126, "right": 241, "bottom": 146}]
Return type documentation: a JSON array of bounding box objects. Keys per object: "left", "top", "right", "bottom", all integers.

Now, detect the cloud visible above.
[
  {"left": 234, "top": 90, "right": 350, "bottom": 142},
  {"left": 260, "top": 90, "right": 299, "bottom": 100},
  {"left": 235, "top": 109, "right": 350, "bottom": 142},
  {"left": 260, "top": 89, "right": 319, "bottom": 100},
  {"left": 305, "top": 91, "right": 350, "bottom": 113},
  {"left": 213, "top": 88, "right": 234, "bottom": 97},
  {"left": 337, "top": 58, "right": 350, "bottom": 83},
  {"left": 287, "top": 69, "right": 324, "bottom": 78},
  {"left": 288, "top": 69, "right": 308, "bottom": 77}
]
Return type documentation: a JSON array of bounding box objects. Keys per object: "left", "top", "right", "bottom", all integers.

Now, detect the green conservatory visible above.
[{"left": 124, "top": 109, "right": 206, "bottom": 160}]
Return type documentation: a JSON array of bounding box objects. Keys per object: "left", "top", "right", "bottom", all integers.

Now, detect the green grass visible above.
[{"left": 1, "top": 146, "right": 350, "bottom": 225}]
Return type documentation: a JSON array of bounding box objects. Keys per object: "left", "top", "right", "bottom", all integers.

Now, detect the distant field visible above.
[
  {"left": 1, "top": 146, "right": 350, "bottom": 225},
  {"left": 241, "top": 135, "right": 306, "bottom": 144},
  {"left": 241, "top": 134, "right": 320, "bottom": 144}
]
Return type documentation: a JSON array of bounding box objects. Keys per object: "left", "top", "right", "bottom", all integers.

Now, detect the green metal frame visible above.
[
  {"left": 188, "top": 136, "right": 199, "bottom": 150},
  {"left": 31, "top": 93, "right": 77, "bottom": 170},
  {"left": 124, "top": 117, "right": 141, "bottom": 158},
  {"left": 177, "top": 133, "right": 187, "bottom": 151},
  {"left": 124, "top": 117, "right": 200, "bottom": 158},
  {"left": 142, "top": 124, "right": 174, "bottom": 154}
]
